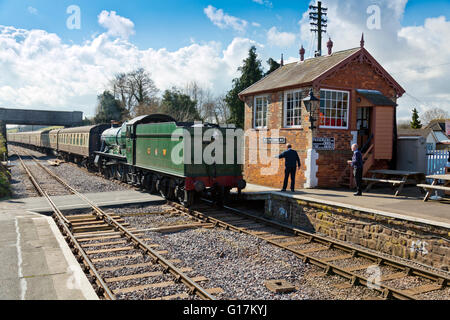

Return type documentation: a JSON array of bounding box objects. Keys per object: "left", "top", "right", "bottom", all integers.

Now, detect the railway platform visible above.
[
  {"left": 0, "top": 200, "right": 98, "bottom": 300},
  {"left": 0, "top": 190, "right": 163, "bottom": 299},
  {"left": 22, "top": 190, "right": 165, "bottom": 213},
  {"left": 240, "top": 183, "right": 450, "bottom": 228}
]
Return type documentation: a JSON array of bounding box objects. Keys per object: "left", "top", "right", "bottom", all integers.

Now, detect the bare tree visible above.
[
  {"left": 110, "top": 73, "right": 133, "bottom": 117},
  {"left": 213, "top": 95, "right": 230, "bottom": 125},
  {"left": 422, "top": 107, "right": 449, "bottom": 125},
  {"left": 109, "top": 68, "right": 160, "bottom": 118},
  {"left": 183, "top": 81, "right": 217, "bottom": 122}
]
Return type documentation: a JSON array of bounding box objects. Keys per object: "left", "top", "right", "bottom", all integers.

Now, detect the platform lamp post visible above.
[{"left": 303, "top": 89, "right": 320, "bottom": 130}]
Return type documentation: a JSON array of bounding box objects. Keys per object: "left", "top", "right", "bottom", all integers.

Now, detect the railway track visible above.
[
  {"left": 10, "top": 146, "right": 450, "bottom": 300},
  {"left": 12, "top": 147, "right": 220, "bottom": 300},
  {"left": 167, "top": 200, "right": 450, "bottom": 300}
]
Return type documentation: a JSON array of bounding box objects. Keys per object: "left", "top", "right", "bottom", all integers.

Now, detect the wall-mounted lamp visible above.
[{"left": 303, "top": 89, "right": 320, "bottom": 129}]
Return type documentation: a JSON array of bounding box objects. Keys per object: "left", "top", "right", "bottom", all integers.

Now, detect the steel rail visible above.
[
  {"left": 25, "top": 151, "right": 215, "bottom": 300},
  {"left": 14, "top": 151, "right": 115, "bottom": 300},
  {"left": 169, "top": 201, "right": 449, "bottom": 300}
]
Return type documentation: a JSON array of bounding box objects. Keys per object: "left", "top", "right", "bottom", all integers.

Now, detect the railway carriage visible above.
[
  {"left": 8, "top": 132, "right": 31, "bottom": 147},
  {"left": 58, "top": 125, "right": 109, "bottom": 165},
  {"left": 49, "top": 129, "right": 60, "bottom": 151},
  {"left": 8, "top": 114, "right": 246, "bottom": 207}
]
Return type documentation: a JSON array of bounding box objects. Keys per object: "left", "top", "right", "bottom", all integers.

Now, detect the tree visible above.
[
  {"left": 225, "top": 46, "right": 264, "bottom": 128},
  {"left": 410, "top": 108, "right": 422, "bottom": 129},
  {"left": 422, "top": 107, "right": 449, "bottom": 125},
  {"left": 183, "top": 81, "right": 215, "bottom": 122},
  {"left": 160, "top": 88, "right": 200, "bottom": 122},
  {"left": 265, "top": 58, "right": 280, "bottom": 76},
  {"left": 94, "top": 91, "right": 127, "bottom": 124},
  {"left": 110, "top": 68, "right": 160, "bottom": 117},
  {"left": 212, "top": 95, "right": 230, "bottom": 124}
]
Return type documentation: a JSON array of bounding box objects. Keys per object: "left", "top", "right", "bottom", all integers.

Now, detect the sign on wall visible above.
[
  {"left": 263, "top": 137, "right": 287, "bottom": 144},
  {"left": 313, "top": 137, "right": 335, "bottom": 150}
]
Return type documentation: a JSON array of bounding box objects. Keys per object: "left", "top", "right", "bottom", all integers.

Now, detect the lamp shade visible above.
[{"left": 303, "top": 89, "right": 319, "bottom": 112}]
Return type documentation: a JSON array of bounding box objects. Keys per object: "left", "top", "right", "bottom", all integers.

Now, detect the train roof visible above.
[
  {"left": 127, "top": 114, "right": 176, "bottom": 126},
  {"left": 58, "top": 124, "right": 109, "bottom": 134}
]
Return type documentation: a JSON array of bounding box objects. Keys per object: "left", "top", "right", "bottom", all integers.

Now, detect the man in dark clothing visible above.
[
  {"left": 348, "top": 144, "right": 364, "bottom": 196},
  {"left": 277, "top": 144, "right": 301, "bottom": 192}
]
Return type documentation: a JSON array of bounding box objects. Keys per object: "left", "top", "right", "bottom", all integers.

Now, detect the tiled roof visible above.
[
  {"left": 397, "top": 128, "right": 429, "bottom": 137},
  {"left": 239, "top": 47, "right": 361, "bottom": 96}
]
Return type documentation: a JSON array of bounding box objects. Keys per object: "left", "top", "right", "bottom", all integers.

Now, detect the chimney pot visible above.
[
  {"left": 300, "top": 45, "right": 305, "bottom": 62},
  {"left": 327, "top": 37, "right": 333, "bottom": 55},
  {"left": 281, "top": 54, "right": 284, "bottom": 66},
  {"left": 360, "top": 33, "right": 365, "bottom": 48}
]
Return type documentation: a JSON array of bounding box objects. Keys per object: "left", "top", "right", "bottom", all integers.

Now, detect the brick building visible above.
[{"left": 239, "top": 36, "right": 405, "bottom": 189}]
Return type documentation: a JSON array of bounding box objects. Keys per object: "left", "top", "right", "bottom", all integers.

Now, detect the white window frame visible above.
[
  {"left": 319, "top": 88, "right": 350, "bottom": 130},
  {"left": 283, "top": 89, "right": 303, "bottom": 128},
  {"left": 253, "top": 95, "right": 269, "bottom": 129}
]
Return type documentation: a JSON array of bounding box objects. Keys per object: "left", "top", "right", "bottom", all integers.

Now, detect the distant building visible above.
[{"left": 398, "top": 119, "right": 450, "bottom": 151}]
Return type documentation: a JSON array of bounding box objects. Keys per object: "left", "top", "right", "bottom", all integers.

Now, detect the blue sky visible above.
[
  {"left": 2, "top": 0, "right": 448, "bottom": 56},
  {"left": 0, "top": 0, "right": 449, "bottom": 119}
]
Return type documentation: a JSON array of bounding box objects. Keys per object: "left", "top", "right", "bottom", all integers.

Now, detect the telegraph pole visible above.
[{"left": 309, "top": 1, "right": 328, "bottom": 56}]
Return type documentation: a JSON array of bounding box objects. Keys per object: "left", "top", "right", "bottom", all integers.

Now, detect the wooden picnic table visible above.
[
  {"left": 363, "top": 170, "right": 426, "bottom": 197},
  {"left": 418, "top": 174, "right": 450, "bottom": 202}
]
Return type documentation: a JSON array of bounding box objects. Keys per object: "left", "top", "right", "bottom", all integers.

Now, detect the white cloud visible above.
[
  {"left": 27, "top": 7, "right": 38, "bottom": 15},
  {"left": 204, "top": 5, "right": 248, "bottom": 33},
  {"left": 98, "top": 10, "right": 135, "bottom": 40},
  {"left": 252, "top": 0, "right": 273, "bottom": 8},
  {"left": 252, "top": 22, "right": 261, "bottom": 28},
  {"left": 0, "top": 24, "right": 260, "bottom": 117},
  {"left": 267, "top": 26, "right": 296, "bottom": 47},
  {"left": 297, "top": 0, "right": 450, "bottom": 120}
]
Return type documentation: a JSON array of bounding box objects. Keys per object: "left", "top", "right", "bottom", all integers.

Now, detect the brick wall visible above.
[
  {"left": 265, "top": 194, "right": 449, "bottom": 270},
  {"left": 244, "top": 91, "right": 312, "bottom": 189}
]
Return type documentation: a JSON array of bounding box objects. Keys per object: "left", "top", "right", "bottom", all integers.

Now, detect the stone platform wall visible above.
[{"left": 264, "top": 194, "right": 449, "bottom": 270}]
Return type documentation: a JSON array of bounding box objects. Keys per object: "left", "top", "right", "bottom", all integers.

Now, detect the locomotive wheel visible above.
[
  {"left": 215, "top": 185, "right": 225, "bottom": 207},
  {"left": 149, "top": 175, "right": 158, "bottom": 194},
  {"left": 157, "top": 178, "right": 176, "bottom": 200},
  {"left": 181, "top": 190, "right": 195, "bottom": 208}
]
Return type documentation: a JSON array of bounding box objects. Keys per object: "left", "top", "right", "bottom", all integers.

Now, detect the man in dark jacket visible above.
[
  {"left": 348, "top": 144, "right": 364, "bottom": 196},
  {"left": 277, "top": 144, "right": 301, "bottom": 192}
]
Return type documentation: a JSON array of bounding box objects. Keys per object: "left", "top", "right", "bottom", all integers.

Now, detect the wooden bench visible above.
[
  {"left": 417, "top": 184, "right": 450, "bottom": 202},
  {"left": 363, "top": 178, "right": 404, "bottom": 185},
  {"left": 363, "top": 170, "right": 426, "bottom": 197}
]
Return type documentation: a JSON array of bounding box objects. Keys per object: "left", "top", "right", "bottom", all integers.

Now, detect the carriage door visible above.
[{"left": 357, "top": 107, "right": 372, "bottom": 150}]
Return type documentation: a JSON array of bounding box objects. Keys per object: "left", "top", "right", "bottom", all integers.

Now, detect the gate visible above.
[{"left": 427, "top": 150, "right": 449, "bottom": 177}]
